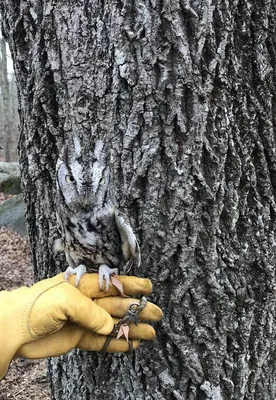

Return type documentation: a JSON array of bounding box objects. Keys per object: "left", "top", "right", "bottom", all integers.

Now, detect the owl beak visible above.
[
  {"left": 79, "top": 187, "right": 89, "bottom": 197},
  {"left": 78, "top": 184, "right": 94, "bottom": 209},
  {"left": 80, "top": 188, "right": 93, "bottom": 203},
  {"left": 79, "top": 180, "right": 91, "bottom": 194}
]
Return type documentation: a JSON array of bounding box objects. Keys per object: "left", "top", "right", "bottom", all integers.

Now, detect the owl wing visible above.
[{"left": 114, "top": 210, "right": 141, "bottom": 273}]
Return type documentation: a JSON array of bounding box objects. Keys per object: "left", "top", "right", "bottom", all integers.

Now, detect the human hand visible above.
[{"left": 0, "top": 273, "right": 162, "bottom": 380}]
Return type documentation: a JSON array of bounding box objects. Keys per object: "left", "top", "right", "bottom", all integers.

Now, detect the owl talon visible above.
[
  {"left": 63, "top": 264, "right": 87, "bottom": 286},
  {"left": 121, "top": 258, "right": 134, "bottom": 275},
  {"left": 99, "top": 265, "right": 119, "bottom": 291}
]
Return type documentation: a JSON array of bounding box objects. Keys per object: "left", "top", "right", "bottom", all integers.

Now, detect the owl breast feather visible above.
[{"left": 61, "top": 208, "right": 123, "bottom": 269}]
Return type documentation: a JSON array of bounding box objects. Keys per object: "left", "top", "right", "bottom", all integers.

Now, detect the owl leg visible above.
[
  {"left": 63, "top": 252, "right": 87, "bottom": 286},
  {"left": 63, "top": 264, "right": 87, "bottom": 286},
  {"left": 98, "top": 265, "right": 119, "bottom": 291}
]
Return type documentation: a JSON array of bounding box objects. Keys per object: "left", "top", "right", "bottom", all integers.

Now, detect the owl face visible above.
[{"left": 56, "top": 138, "right": 110, "bottom": 212}]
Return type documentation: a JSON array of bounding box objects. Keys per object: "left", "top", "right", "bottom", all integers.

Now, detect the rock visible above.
[
  {"left": 0, "top": 163, "right": 25, "bottom": 234},
  {"left": 0, "top": 173, "right": 9, "bottom": 182},
  {"left": 0, "top": 194, "right": 27, "bottom": 236},
  {"left": 0, "top": 162, "right": 20, "bottom": 175},
  {"left": 0, "top": 162, "right": 21, "bottom": 194},
  {"left": 0, "top": 175, "right": 21, "bottom": 194}
]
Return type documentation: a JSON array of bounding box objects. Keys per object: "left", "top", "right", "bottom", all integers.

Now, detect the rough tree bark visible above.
[{"left": 1, "top": 0, "right": 276, "bottom": 399}]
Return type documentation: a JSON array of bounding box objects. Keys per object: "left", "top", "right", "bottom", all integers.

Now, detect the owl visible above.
[{"left": 55, "top": 137, "right": 140, "bottom": 289}]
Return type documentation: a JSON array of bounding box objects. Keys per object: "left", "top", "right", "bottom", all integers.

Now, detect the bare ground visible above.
[{"left": 0, "top": 193, "right": 51, "bottom": 400}]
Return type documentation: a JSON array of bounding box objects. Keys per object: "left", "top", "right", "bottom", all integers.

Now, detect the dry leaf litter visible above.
[{"left": 0, "top": 193, "right": 50, "bottom": 400}]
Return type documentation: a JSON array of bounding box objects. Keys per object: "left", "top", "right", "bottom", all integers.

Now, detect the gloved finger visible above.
[
  {"left": 78, "top": 321, "right": 155, "bottom": 351},
  {"left": 94, "top": 297, "right": 163, "bottom": 321},
  {"left": 30, "top": 284, "right": 114, "bottom": 337},
  {"left": 14, "top": 320, "right": 154, "bottom": 359},
  {"left": 78, "top": 332, "right": 140, "bottom": 352},
  {"left": 112, "top": 318, "right": 156, "bottom": 340},
  {"left": 14, "top": 322, "right": 82, "bottom": 359},
  {"left": 66, "top": 273, "right": 152, "bottom": 298}
]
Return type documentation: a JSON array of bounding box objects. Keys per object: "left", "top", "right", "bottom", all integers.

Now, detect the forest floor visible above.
[{"left": 0, "top": 193, "right": 51, "bottom": 400}]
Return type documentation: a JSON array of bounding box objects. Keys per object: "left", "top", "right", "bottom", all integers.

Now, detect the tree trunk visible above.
[
  {"left": 0, "top": 36, "right": 11, "bottom": 161},
  {"left": 8, "top": 72, "right": 19, "bottom": 161},
  {"left": 2, "top": 0, "right": 276, "bottom": 399}
]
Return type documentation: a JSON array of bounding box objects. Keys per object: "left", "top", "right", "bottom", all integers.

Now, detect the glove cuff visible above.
[{"left": 0, "top": 274, "right": 67, "bottom": 380}]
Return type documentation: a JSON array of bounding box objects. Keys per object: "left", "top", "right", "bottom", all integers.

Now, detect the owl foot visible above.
[
  {"left": 99, "top": 265, "right": 119, "bottom": 291},
  {"left": 64, "top": 264, "right": 87, "bottom": 286}
]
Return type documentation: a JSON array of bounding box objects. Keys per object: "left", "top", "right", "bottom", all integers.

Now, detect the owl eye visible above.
[
  {"left": 100, "top": 177, "right": 105, "bottom": 184},
  {"left": 65, "top": 175, "right": 75, "bottom": 183}
]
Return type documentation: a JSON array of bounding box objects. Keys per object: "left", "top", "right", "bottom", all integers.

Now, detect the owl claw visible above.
[
  {"left": 98, "top": 265, "right": 119, "bottom": 291},
  {"left": 121, "top": 258, "right": 134, "bottom": 275},
  {"left": 63, "top": 264, "right": 87, "bottom": 286}
]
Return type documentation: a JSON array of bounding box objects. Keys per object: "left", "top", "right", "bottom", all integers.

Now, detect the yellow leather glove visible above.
[{"left": 0, "top": 273, "right": 162, "bottom": 380}]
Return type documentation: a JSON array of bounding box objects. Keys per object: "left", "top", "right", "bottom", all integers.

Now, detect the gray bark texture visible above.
[{"left": 1, "top": 0, "right": 276, "bottom": 399}]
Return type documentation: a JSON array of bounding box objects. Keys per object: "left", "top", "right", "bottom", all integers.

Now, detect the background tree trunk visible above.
[
  {"left": 0, "top": 36, "right": 11, "bottom": 161},
  {"left": 2, "top": 0, "right": 276, "bottom": 399},
  {"left": 7, "top": 72, "right": 19, "bottom": 161},
  {"left": 0, "top": 34, "right": 19, "bottom": 161}
]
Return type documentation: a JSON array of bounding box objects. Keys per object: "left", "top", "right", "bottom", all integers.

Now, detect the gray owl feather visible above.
[{"left": 55, "top": 137, "right": 140, "bottom": 289}]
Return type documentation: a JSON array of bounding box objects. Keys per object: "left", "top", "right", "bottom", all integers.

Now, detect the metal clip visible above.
[
  {"left": 114, "top": 296, "right": 147, "bottom": 332},
  {"left": 113, "top": 296, "right": 147, "bottom": 339},
  {"left": 101, "top": 297, "right": 148, "bottom": 352}
]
